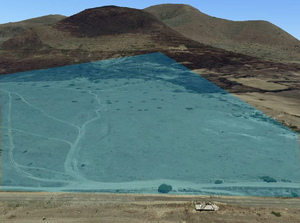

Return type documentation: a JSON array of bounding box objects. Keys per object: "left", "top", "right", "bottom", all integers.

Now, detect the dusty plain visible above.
[{"left": 0, "top": 192, "right": 300, "bottom": 223}]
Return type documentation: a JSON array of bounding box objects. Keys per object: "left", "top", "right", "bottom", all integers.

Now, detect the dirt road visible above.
[{"left": 0, "top": 192, "right": 300, "bottom": 223}]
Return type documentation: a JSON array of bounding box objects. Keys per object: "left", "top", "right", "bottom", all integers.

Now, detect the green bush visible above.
[
  {"left": 271, "top": 211, "right": 281, "bottom": 217},
  {"left": 158, "top": 184, "right": 172, "bottom": 194},
  {"left": 215, "top": 180, "right": 223, "bottom": 184},
  {"left": 291, "top": 192, "right": 299, "bottom": 197},
  {"left": 260, "top": 176, "right": 276, "bottom": 183}
]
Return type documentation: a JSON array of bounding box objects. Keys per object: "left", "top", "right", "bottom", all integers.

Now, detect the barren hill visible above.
[
  {"left": 0, "top": 6, "right": 299, "bottom": 90},
  {"left": 144, "top": 4, "right": 300, "bottom": 63},
  {"left": 0, "top": 14, "right": 66, "bottom": 44},
  {"left": 1, "top": 6, "right": 202, "bottom": 55},
  {"left": 54, "top": 6, "right": 176, "bottom": 37},
  {"left": 0, "top": 5, "right": 259, "bottom": 75}
]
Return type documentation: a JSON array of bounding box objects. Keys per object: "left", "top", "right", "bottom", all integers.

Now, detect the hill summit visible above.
[{"left": 54, "top": 6, "right": 170, "bottom": 37}]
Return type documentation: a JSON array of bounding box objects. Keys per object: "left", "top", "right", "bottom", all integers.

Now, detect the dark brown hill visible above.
[
  {"left": 1, "top": 6, "right": 199, "bottom": 53},
  {"left": 54, "top": 6, "right": 172, "bottom": 37},
  {"left": 144, "top": 4, "right": 300, "bottom": 63},
  {"left": 0, "top": 15, "right": 66, "bottom": 44}
]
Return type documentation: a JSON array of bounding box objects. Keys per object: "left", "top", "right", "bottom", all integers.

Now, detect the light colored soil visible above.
[
  {"left": 233, "top": 91, "right": 300, "bottom": 127},
  {"left": 0, "top": 192, "right": 300, "bottom": 223},
  {"left": 229, "top": 78, "right": 288, "bottom": 91}
]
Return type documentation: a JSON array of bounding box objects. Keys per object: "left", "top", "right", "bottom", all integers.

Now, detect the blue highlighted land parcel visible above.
[{"left": 1, "top": 52, "right": 299, "bottom": 197}]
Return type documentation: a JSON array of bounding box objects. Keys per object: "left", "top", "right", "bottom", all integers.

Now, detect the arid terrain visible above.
[
  {"left": 0, "top": 192, "right": 300, "bottom": 223},
  {"left": 145, "top": 4, "right": 300, "bottom": 63},
  {"left": 0, "top": 14, "right": 66, "bottom": 45},
  {"left": 0, "top": 4, "right": 299, "bottom": 223}
]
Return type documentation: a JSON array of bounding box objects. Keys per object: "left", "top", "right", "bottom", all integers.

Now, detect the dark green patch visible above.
[
  {"left": 214, "top": 180, "right": 223, "bottom": 184},
  {"left": 260, "top": 176, "right": 276, "bottom": 183},
  {"left": 158, "top": 184, "right": 172, "bottom": 194},
  {"left": 271, "top": 211, "right": 281, "bottom": 217}
]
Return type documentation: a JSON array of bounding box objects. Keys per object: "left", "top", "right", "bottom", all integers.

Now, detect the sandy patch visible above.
[
  {"left": 233, "top": 92, "right": 300, "bottom": 117},
  {"left": 229, "top": 78, "right": 288, "bottom": 91}
]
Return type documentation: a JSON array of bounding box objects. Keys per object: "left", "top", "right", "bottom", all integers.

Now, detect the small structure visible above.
[{"left": 194, "top": 201, "right": 219, "bottom": 211}]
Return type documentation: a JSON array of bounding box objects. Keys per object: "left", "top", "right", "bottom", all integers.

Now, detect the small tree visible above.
[
  {"left": 260, "top": 176, "right": 276, "bottom": 183},
  {"left": 215, "top": 180, "right": 223, "bottom": 184},
  {"left": 271, "top": 211, "right": 281, "bottom": 217},
  {"left": 158, "top": 184, "right": 172, "bottom": 194}
]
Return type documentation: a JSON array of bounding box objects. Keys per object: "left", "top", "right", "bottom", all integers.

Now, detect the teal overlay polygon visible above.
[{"left": 1, "top": 52, "right": 299, "bottom": 197}]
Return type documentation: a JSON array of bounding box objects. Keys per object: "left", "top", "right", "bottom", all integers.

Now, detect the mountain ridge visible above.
[{"left": 144, "top": 4, "right": 300, "bottom": 63}]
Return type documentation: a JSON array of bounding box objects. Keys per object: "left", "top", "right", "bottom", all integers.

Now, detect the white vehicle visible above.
[{"left": 194, "top": 201, "right": 220, "bottom": 211}]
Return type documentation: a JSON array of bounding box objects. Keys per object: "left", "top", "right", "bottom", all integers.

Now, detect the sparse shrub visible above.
[
  {"left": 215, "top": 180, "right": 223, "bottom": 184},
  {"left": 158, "top": 184, "right": 172, "bottom": 194},
  {"left": 260, "top": 176, "right": 276, "bottom": 183},
  {"left": 271, "top": 211, "right": 281, "bottom": 217}
]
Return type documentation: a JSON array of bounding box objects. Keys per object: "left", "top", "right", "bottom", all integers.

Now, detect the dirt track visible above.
[{"left": 0, "top": 192, "right": 300, "bottom": 223}]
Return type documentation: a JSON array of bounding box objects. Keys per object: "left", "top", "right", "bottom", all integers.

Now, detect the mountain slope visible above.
[
  {"left": 0, "top": 15, "right": 66, "bottom": 44},
  {"left": 144, "top": 4, "right": 300, "bottom": 63},
  {"left": 0, "top": 6, "right": 209, "bottom": 74},
  {"left": 0, "top": 6, "right": 298, "bottom": 84},
  {"left": 2, "top": 6, "right": 197, "bottom": 53}
]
